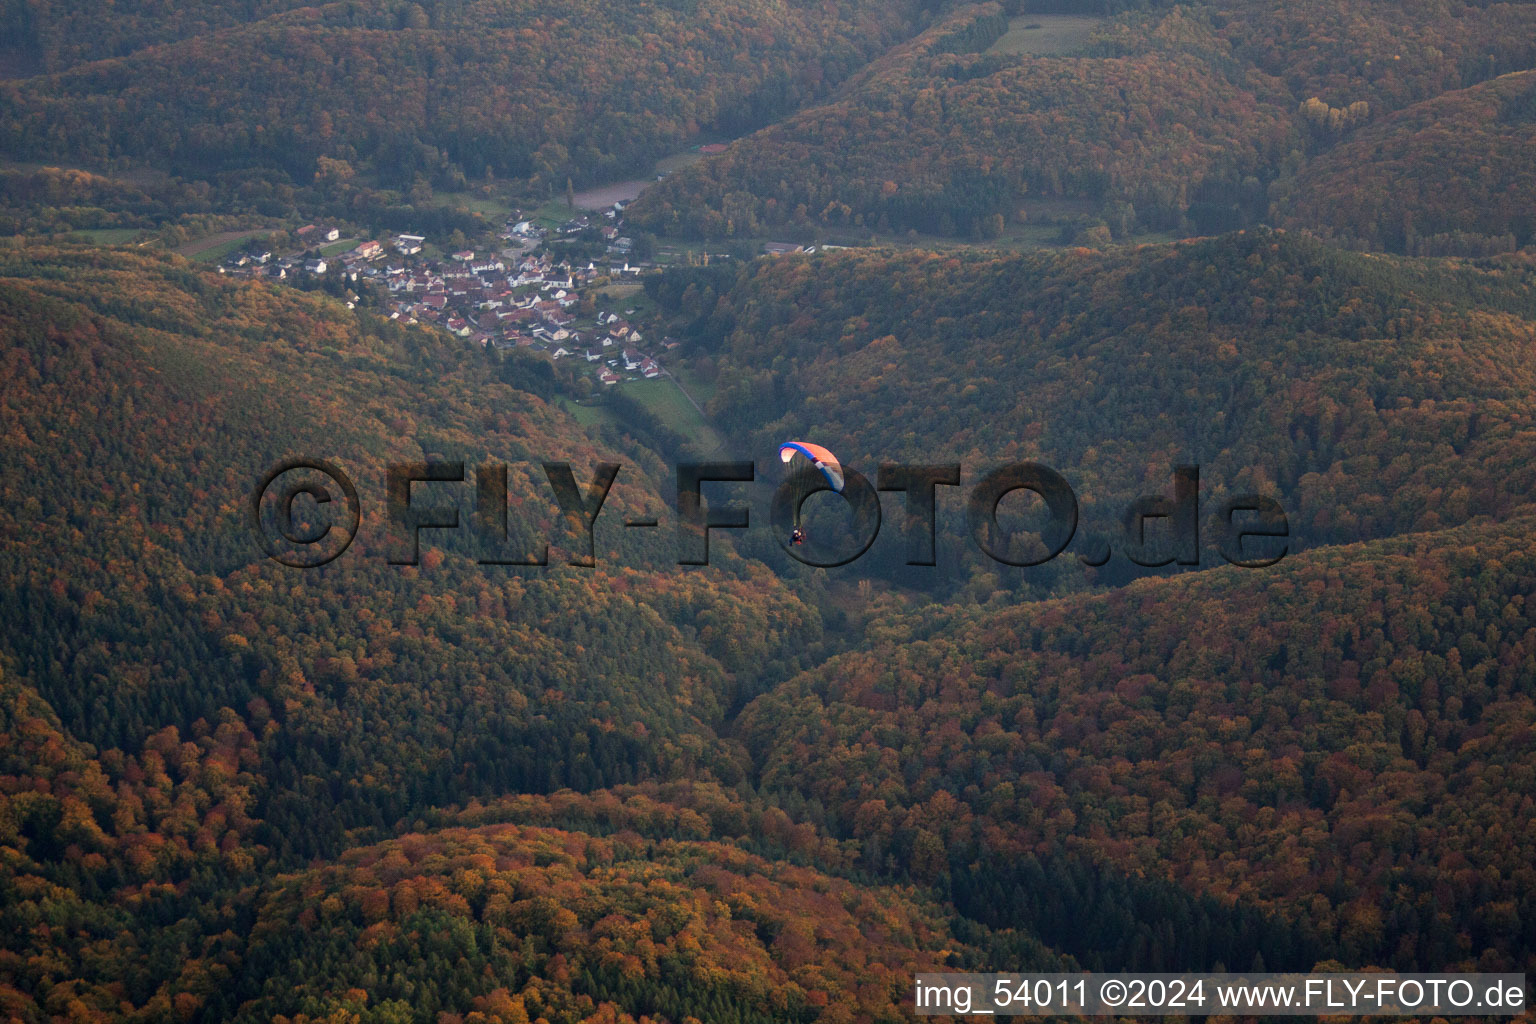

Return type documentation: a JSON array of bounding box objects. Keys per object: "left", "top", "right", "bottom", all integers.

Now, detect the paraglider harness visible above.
[{"left": 779, "top": 442, "right": 844, "bottom": 552}]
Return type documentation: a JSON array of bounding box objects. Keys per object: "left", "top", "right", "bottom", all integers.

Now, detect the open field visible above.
[
  {"left": 655, "top": 150, "right": 705, "bottom": 175},
  {"left": 182, "top": 231, "right": 264, "bottom": 263},
  {"left": 652, "top": 238, "right": 742, "bottom": 266},
  {"left": 558, "top": 398, "right": 624, "bottom": 431},
  {"left": 593, "top": 284, "right": 661, "bottom": 320},
  {"left": 670, "top": 364, "right": 718, "bottom": 406},
  {"left": 620, "top": 376, "right": 724, "bottom": 452},
  {"left": 571, "top": 179, "right": 653, "bottom": 210},
  {"left": 986, "top": 14, "right": 1103, "bottom": 56},
  {"left": 68, "top": 227, "right": 145, "bottom": 245},
  {"left": 596, "top": 282, "right": 644, "bottom": 301},
  {"left": 427, "top": 188, "right": 518, "bottom": 219},
  {"left": 571, "top": 142, "right": 730, "bottom": 211},
  {"left": 531, "top": 200, "right": 576, "bottom": 228}
]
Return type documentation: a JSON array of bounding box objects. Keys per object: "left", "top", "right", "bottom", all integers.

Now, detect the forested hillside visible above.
[
  {"left": 629, "top": 4, "right": 1297, "bottom": 239},
  {"left": 0, "top": 0, "right": 926, "bottom": 205},
  {"left": 0, "top": 0, "right": 320, "bottom": 73},
  {"left": 1278, "top": 71, "right": 1536, "bottom": 253},
  {"left": 738, "top": 512, "right": 1536, "bottom": 973},
  {"left": 0, "top": 242, "right": 850, "bottom": 808},
  {"left": 626, "top": 0, "right": 1536, "bottom": 241},
  {"left": 1215, "top": 0, "right": 1536, "bottom": 114},
  {"left": 4, "top": 0, "right": 1536, "bottom": 1014},
  {"left": 8, "top": 0, "right": 1536, "bottom": 248},
  {"left": 3, "top": 236, "right": 1534, "bottom": 1018},
  {"left": 0, "top": 246, "right": 829, "bottom": 1018},
  {"left": 231, "top": 820, "right": 960, "bottom": 1023},
  {"left": 650, "top": 231, "right": 1536, "bottom": 571}
]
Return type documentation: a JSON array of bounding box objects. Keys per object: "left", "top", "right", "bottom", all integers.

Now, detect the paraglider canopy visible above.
[{"left": 779, "top": 441, "right": 844, "bottom": 493}]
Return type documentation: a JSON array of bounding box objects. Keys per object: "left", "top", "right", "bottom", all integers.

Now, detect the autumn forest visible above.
[{"left": 2, "top": 0, "right": 1535, "bottom": 1022}]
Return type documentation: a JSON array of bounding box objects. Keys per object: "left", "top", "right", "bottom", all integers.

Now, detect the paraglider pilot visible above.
[{"left": 779, "top": 441, "right": 844, "bottom": 550}]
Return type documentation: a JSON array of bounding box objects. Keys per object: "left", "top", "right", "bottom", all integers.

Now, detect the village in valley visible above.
[{"left": 215, "top": 201, "right": 681, "bottom": 391}]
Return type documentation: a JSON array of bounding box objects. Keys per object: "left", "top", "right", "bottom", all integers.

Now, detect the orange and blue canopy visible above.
[{"left": 778, "top": 441, "right": 844, "bottom": 493}]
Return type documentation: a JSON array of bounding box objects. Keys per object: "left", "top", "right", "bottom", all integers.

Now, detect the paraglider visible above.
[
  {"left": 779, "top": 441, "right": 845, "bottom": 542},
  {"left": 778, "top": 441, "right": 844, "bottom": 493}
]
